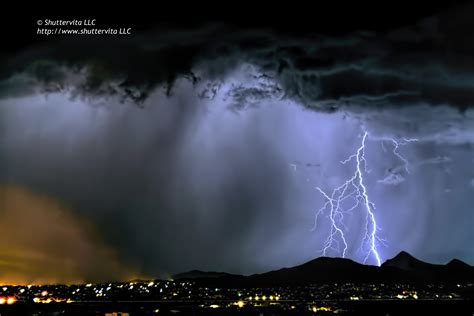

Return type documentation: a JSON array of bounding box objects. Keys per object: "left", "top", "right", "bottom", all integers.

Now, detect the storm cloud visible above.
[
  {"left": 0, "top": 3, "right": 473, "bottom": 282},
  {"left": 1, "top": 3, "right": 474, "bottom": 112},
  {"left": 0, "top": 81, "right": 301, "bottom": 277},
  {"left": 0, "top": 185, "right": 136, "bottom": 284}
]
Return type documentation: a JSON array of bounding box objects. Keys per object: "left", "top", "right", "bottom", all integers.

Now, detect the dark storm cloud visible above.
[
  {"left": 0, "top": 185, "right": 138, "bottom": 284},
  {"left": 1, "top": 3, "right": 474, "bottom": 283},
  {"left": 0, "top": 84, "right": 298, "bottom": 277},
  {"left": 1, "top": 3, "right": 474, "bottom": 111},
  {"left": 1, "top": 74, "right": 474, "bottom": 279}
]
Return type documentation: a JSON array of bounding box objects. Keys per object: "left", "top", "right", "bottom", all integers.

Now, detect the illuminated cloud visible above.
[
  {"left": 0, "top": 5, "right": 472, "bottom": 149},
  {"left": 0, "top": 185, "right": 138, "bottom": 284},
  {"left": 0, "top": 3, "right": 472, "bottom": 278},
  {"left": 378, "top": 173, "right": 406, "bottom": 186},
  {"left": 0, "top": 3, "right": 473, "bottom": 113}
]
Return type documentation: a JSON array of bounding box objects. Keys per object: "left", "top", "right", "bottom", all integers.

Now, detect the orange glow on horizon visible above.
[{"left": 0, "top": 185, "right": 141, "bottom": 285}]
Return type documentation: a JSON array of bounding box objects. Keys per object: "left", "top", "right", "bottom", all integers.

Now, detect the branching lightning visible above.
[
  {"left": 384, "top": 137, "right": 418, "bottom": 173},
  {"left": 312, "top": 131, "right": 417, "bottom": 266}
]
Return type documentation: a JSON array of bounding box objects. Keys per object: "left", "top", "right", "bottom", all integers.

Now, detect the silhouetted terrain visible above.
[
  {"left": 173, "top": 251, "right": 474, "bottom": 286},
  {"left": 173, "top": 270, "right": 239, "bottom": 279},
  {"left": 0, "top": 251, "right": 472, "bottom": 315}
]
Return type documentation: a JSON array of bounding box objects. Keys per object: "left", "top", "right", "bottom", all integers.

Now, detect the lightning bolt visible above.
[
  {"left": 384, "top": 137, "right": 418, "bottom": 173},
  {"left": 312, "top": 131, "right": 417, "bottom": 266}
]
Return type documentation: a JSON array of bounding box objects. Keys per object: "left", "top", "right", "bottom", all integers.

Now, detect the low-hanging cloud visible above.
[
  {"left": 0, "top": 185, "right": 138, "bottom": 284},
  {"left": 0, "top": 3, "right": 474, "bottom": 282},
  {"left": 1, "top": 3, "right": 474, "bottom": 112}
]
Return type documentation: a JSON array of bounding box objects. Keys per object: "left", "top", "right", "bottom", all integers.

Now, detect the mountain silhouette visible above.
[
  {"left": 447, "top": 258, "right": 472, "bottom": 269},
  {"left": 246, "top": 257, "right": 380, "bottom": 285},
  {"left": 173, "top": 251, "right": 474, "bottom": 286},
  {"left": 382, "top": 251, "right": 438, "bottom": 271},
  {"left": 172, "top": 270, "right": 238, "bottom": 279},
  {"left": 381, "top": 251, "right": 474, "bottom": 282}
]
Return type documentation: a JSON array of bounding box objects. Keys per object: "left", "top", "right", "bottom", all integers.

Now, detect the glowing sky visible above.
[
  {"left": 1, "top": 3, "right": 474, "bottom": 283},
  {"left": 0, "top": 185, "right": 137, "bottom": 284},
  {"left": 1, "top": 70, "right": 473, "bottom": 281}
]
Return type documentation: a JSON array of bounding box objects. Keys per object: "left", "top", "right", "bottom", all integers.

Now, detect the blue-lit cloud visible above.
[{"left": 0, "top": 3, "right": 473, "bottom": 281}]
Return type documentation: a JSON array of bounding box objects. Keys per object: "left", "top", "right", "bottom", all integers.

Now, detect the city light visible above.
[
  {"left": 6, "top": 296, "right": 16, "bottom": 305},
  {"left": 0, "top": 279, "right": 469, "bottom": 313}
]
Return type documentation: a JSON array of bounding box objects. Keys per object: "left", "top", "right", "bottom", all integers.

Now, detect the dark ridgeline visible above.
[
  {"left": 173, "top": 251, "right": 474, "bottom": 286},
  {"left": 172, "top": 270, "right": 239, "bottom": 280},
  {"left": 382, "top": 251, "right": 474, "bottom": 283},
  {"left": 0, "top": 252, "right": 472, "bottom": 315}
]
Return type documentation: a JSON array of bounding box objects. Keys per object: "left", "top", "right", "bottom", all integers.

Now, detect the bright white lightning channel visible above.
[{"left": 313, "top": 131, "right": 416, "bottom": 266}]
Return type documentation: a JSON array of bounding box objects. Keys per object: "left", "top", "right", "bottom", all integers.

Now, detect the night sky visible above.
[{"left": 0, "top": 3, "right": 473, "bottom": 284}]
